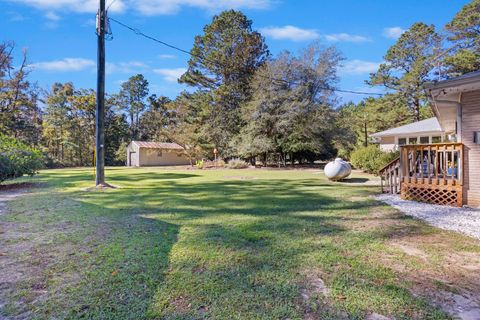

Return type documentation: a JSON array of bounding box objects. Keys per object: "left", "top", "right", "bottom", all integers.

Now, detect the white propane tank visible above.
[{"left": 324, "top": 158, "right": 352, "bottom": 181}]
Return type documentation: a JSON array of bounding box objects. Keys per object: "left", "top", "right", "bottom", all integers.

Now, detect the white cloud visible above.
[
  {"left": 45, "top": 11, "right": 60, "bottom": 21},
  {"left": 158, "top": 54, "right": 177, "bottom": 59},
  {"left": 153, "top": 68, "right": 187, "bottom": 82},
  {"left": 106, "top": 61, "right": 149, "bottom": 74},
  {"left": 9, "top": 0, "right": 109, "bottom": 13},
  {"left": 383, "top": 27, "right": 406, "bottom": 40},
  {"left": 340, "top": 60, "right": 380, "bottom": 75},
  {"left": 8, "top": 0, "right": 270, "bottom": 15},
  {"left": 134, "top": 0, "right": 272, "bottom": 15},
  {"left": 324, "top": 33, "right": 371, "bottom": 43},
  {"left": 260, "top": 25, "right": 319, "bottom": 42},
  {"left": 31, "top": 58, "right": 95, "bottom": 71}
]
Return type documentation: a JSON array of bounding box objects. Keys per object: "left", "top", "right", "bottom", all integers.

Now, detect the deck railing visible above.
[
  {"left": 399, "top": 143, "right": 463, "bottom": 206},
  {"left": 379, "top": 157, "right": 400, "bottom": 194},
  {"left": 400, "top": 143, "right": 463, "bottom": 187}
]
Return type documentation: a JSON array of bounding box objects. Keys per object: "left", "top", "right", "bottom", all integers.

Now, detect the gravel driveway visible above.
[{"left": 376, "top": 194, "right": 480, "bottom": 240}]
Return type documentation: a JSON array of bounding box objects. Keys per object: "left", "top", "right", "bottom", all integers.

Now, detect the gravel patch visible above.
[{"left": 376, "top": 194, "right": 480, "bottom": 240}]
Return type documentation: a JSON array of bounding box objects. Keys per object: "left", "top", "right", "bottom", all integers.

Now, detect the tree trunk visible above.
[
  {"left": 364, "top": 121, "right": 368, "bottom": 147},
  {"left": 130, "top": 112, "right": 134, "bottom": 140},
  {"left": 413, "top": 99, "right": 420, "bottom": 122}
]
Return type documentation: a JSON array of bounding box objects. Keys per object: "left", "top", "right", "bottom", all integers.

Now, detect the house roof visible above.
[
  {"left": 425, "top": 70, "right": 480, "bottom": 92},
  {"left": 426, "top": 71, "right": 480, "bottom": 130},
  {"left": 370, "top": 117, "right": 443, "bottom": 138},
  {"left": 132, "top": 141, "right": 184, "bottom": 150}
]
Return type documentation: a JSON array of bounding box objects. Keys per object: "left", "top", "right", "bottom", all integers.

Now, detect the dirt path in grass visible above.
[
  {"left": 0, "top": 190, "right": 25, "bottom": 215},
  {"left": 0, "top": 186, "right": 30, "bottom": 319},
  {"left": 0, "top": 184, "right": 51, "bottom": 320},
  {"left": 364, "top": 207, "right": 480, "bottom": 320}
]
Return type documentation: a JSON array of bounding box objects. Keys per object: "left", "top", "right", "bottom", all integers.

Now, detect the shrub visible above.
[
  {"left": 216, "top": 159, "right": 226, "bottom": 168},
  {"left": 350, "top": 145, "right": 399, "bottom": 174},
  {"left": 227, "top": 159, "right": 249, "bottom": 169},
  {"left": 114, "top": 143, "right": 128, "bottom": 165},
  {"left": 0, "top": 135, "right": 43, "bottom": 183},
  {"left": 196, "top": 160, "right": 204, "bottom": 169}
]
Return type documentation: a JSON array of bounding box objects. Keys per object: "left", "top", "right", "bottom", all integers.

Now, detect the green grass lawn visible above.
[{"left": 1, "top": 167, "right": 479, "bottom": 319}]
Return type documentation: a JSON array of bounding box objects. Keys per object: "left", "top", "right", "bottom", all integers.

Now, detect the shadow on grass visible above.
[
  {"left": 340, "top": 177, "right": 370, "bottom": 183},
  {"left": 9, "top": 169, "right": 454, "bottom": 319},
  {"left": 0, "top": 194, "right": 180, "bottom": 320},
  {"left": 39, "top": 170, "right": 200, "bottom": 189}
]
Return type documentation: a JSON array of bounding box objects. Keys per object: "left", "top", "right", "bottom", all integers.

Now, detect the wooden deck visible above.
[{"left": 380, "top": 143, "right": 464, "bottom": 207}]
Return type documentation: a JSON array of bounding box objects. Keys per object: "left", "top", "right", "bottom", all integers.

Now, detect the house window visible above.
[
  {"left": 419, "top": 136, "right": 429, "bottom": 144},
  {"left": 157, "top": 150, "right": 163, "bottom": 157},
  {"left": 398, "top": 138, "right": 407, "bottom": 146},
  {"left": 432, "top": 136, "right": 442, "bottom": 143},
  {"left": 408, "top": 137, "right": 418, "bottom": 145}
]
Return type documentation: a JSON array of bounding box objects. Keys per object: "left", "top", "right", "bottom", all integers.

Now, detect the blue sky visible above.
[{"left": 1, "top": 0, "right": 470, "bottom": 103}]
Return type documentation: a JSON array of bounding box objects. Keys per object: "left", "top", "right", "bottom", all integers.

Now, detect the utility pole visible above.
[{"left": 95, "top": 0, "right": 106, "bottom": 186}]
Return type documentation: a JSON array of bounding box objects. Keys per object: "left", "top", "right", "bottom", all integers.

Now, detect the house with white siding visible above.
[
  {"left": 379, "top": 71, "right": 480, "bottom": 207},
  {"left": 371, "top": 117, "right": 447, "bottom": 152}
]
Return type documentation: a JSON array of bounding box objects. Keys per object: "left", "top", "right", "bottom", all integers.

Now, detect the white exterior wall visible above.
[
  {"left": 379, "top": 144, "right": 396, "bottom": 152},
  {"left": 377, "top": 134, "right": 447, "bottom": 152},
  {"left": 138, "top": 148, "right": 191, "bottom": 166},
  {"left": 378, "top": 136, "right": 396, "bottom": 152},
  {"left": 126, "top": 142, "right": 191, "bottom": 167},
  {"left": 127, "top": 143, "right": 140, "bottom": 166},
  {"left": 461, "top": 90, "right": 480, "bottom": 207}
]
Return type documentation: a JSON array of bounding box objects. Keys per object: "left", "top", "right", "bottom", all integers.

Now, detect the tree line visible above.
[{"left": 1, "top": 1, "right": 478, "bottom": 167}]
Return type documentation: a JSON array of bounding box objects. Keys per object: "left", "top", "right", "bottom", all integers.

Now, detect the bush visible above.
[
  {"left": 227, "top": 159, "right": 249, "bottom": 169},
  {"left": 114, "top": 143, "right": 128, "bottom": 165},
  {"left": 216, "top": 159, "right": 226, "bottom": 168},
  {"left": 196, "top": 160, "right": 204, "bottom": 169},
  {"left": 350, "top": 145, "right": 399, "bottom": 174},
  {"left": 0, "top": 135, "right": 43, "bottom": 183}
]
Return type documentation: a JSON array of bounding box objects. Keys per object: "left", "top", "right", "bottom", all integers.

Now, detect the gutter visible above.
[{"left": 424, "top": 72, "right": 480, "bottom": 91}]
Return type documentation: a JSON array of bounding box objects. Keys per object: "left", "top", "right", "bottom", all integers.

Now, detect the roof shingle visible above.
[
  {"left": 132, "top": 141, "right": 184, "bottom": 150},
  {"left": 370, "top": 117, "right": 443, "bottom": 138}
]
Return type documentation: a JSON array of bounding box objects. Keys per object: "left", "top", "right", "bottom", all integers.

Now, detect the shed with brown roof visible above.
[{"left": 126, "top": 141, "right": 191, "bottom": 167}]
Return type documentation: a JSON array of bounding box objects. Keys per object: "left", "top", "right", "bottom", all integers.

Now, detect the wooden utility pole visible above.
[{"left": 95, "top": 0, "right": 106, "bottom": 186}]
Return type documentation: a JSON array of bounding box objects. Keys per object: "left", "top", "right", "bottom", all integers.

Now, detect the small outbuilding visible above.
[{"left": 126, "top": 141, "right": 191, "bottom": 167}]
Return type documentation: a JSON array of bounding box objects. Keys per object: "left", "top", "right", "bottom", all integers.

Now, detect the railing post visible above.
[
  {"left": 427, "top": 145, "right": 431, "bottom": 184},
  {"left": 393, "top": 164, "right": 398, "bottom": 194},
  {"left": 459, "top": 144, "right": 463, "bottom": 186},
  {"left": 388, "top": 170, "right": 393, "bottom": 194},
  {"left": 443, "top": 145, "right": 447, "bottom": 185},
  {"left": 399, "top": 147, "right": 403, "bottom": 183}
]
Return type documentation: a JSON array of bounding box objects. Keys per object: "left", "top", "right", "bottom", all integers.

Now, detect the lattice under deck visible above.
[{"left": 401, "top": 184, "right": 462, "bottom": 207}]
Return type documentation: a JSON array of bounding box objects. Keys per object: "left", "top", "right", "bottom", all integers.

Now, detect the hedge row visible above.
[
  {"left": 0, "top": 134, "right": 43, "bottom": 183},
  {"left": 350, "top": 145, "right": 399, "bottom": 174}
]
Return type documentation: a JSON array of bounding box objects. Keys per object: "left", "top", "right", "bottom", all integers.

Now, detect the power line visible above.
[
  {"left": 106, "top": 0, "right": 118, "bottom": 11},
  {"left": 109, "top": 17, "right": 384, "bottom": 97}
]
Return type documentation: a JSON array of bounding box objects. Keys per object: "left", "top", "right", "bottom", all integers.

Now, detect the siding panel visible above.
[{"left": 461, "top": 90, "right": 480, "bottom": 207}]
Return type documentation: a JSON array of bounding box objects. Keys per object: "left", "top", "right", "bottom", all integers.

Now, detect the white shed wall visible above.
[{"left": 138, "top": 148, "right": 191, "bottom": 166}]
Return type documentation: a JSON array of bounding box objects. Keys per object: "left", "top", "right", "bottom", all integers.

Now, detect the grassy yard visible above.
[{"left": 1, "top": 168, "right": 480, "bottom": 319}]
